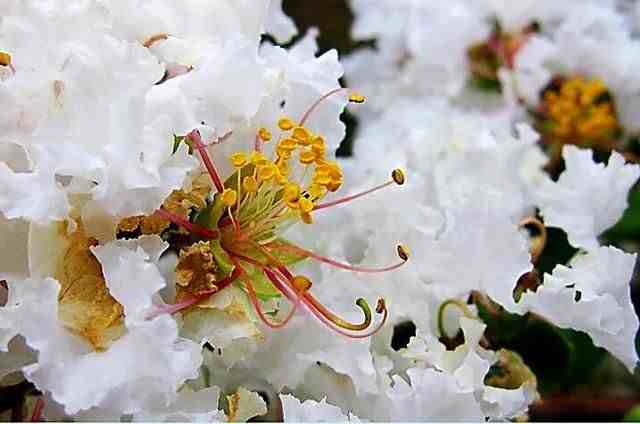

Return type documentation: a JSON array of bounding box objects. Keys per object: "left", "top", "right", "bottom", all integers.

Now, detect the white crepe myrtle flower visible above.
[
  {"left": 346, "top": 0, "right": 604, "bottom": 115},
  {"left": 0, "top": 230, "right": 202, "bottom": 416},
  {"left": 0, "top": 1, "right": 199, "bottom": 225},
  {"left": 536, "top": 146, "right": 640, "bottom": 251},
  {"left": 505, "top": 2, "right": 640, "bottom": 157},
  {"left": 522, "top": 245, "right": 639, "bottom": 371},
  {"left": 131, "top": 387, "right": 224, "bottom": 422},
  {"left": 403, "top": 317, "right": 538, "bottom": 420},
  {"left": 281, "top": 394, "right": 360, "bottom": 422},
  {"left": 385, "top": 368, "right": 485, "bottom": 421}
]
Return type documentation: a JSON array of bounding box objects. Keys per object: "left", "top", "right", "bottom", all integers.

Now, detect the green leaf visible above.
[
  {"left": 624, "top": 405, "right": 640, "bottom": 422},
  {"left": 209, "top": 239, "right": 235, "bottom": 278}
]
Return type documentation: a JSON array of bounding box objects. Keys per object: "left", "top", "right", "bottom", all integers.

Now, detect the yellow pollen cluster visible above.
[
  {"left": 227, "top": 119, "right": 343, "bottom": 225},
  {"left": 542, "top": 76, "right": 619, "bottom": 146}
]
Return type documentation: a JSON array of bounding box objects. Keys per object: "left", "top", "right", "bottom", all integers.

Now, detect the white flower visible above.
[
  {"left": 536, "top": 146, "right": 640, "bottom": 251},
  {"left": 522, "top": 245, "right": 639, "bottom": 371},
  {"left": 508, "top": 3, "right": 640, "bottom": 131},
  {"left": 385, "top": 368, "right": 484, "bottom": 421},
  {"left": 281, "top": 394, "right": 360, "bottom": 422},
  {"left": 0, "top": 233, "right": 202, "bottom": 416}
]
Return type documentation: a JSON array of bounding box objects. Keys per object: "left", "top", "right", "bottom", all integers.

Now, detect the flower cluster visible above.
[{"left": 1, "top": 0, "right": 640, "bottom": 422}]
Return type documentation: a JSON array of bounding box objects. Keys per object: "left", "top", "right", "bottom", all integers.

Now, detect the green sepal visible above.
[
  {"left": 193, "top": 196, "right": 226, "bottom": 229},
  {"left": 223, "top": 164, "right": 255, "bottom": 191},
  {"left": 267, "top": 239, "right": 309, "bottom": 265},
  {"left": 237, "top": 238, "right": 309, "bottom": 267},
  {"left": 209, "top": 239, "right": 235, "bottom": 279},
  {"left": 238, "top": 262, "right": 281, "bottom": 301}
]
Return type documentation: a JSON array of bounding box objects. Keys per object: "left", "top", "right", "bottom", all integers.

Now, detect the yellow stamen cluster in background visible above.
[
  {"left": 227, "top": 118, "right": 345, "bottom": 225},
  {"left": 542, "top": 76, "right": 619, "bottom": 146}
]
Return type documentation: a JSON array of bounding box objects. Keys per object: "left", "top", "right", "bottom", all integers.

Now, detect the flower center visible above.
[
  {"left": 143, "top": 90, "right": 410, "bottom": 338},
  {"left": 538, "top": 75, "right": 620, "bottom": 149},
  {"left": 467, "top": 21, "right": 539, "bottom": 89}
]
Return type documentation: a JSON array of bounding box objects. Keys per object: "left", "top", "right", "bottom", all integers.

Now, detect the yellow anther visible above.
[
  {"left": 348, "top": 92, "right": 366, "bottom": 104},
  {"left": 287, "top": 199, "right": 300, "bottom": 210},
  {"left": 397, "top": 244, "right": 409, "bottom": 261},
  {"left": 313, "top": 171, "right": 331, "bottom": 186},
  {"left": 250, "top": 151, "right": 267, "bottom": 165},
  {"left": 392, "top": 168, "right": 405, "bottom": 185},
  {"left": 275, "top": 169, "right": 289, "bottom": 186},
  {"left": 278, "top": 138, "right": 298, "bottom": 152},
  {"left": 257, "top": 127, "right": 272, "bottom": 142},
  {"left": 258, "top": 164, "right": 276, "bottom": 181},
  {"left": 308, "top": 183, "right": 327, "bottom": 200},
  {"left": 283, "top": 183, "right": 300, "bottom": 202},
  {"left": 230, "top": 152, "right": 248, "bottom": 168},
  {"left": 327, "top": 179, "right": 342, "bottom": 192},
  {"left": 298, "top": 196, "right": 314, "bottom": 213},
  {"left": 311, "top": 135, "right": 325, "bottom": 151},
  {"left": 0, "top": 52, "right": 11, "bottom": 67},
  {"left": 278, "top": 117, "right": 295, "bottom": 131},
  {"left": 300, "top": 211, "right": 313, "bottom": 224},
  {"left": 292, "top": 275, "right": 312, "bottom": 292},
  {"left": 222, "top": 189, "right": 237, "bottom": 207},
  {"left": 299, "top": 150, "right": 316, "bottom": 165},
  {"left": 243, "top": 176, "right": 258, "bottom": 193},
  {"left": 292, "top": 126, "right": 312, "bottom": 146}
]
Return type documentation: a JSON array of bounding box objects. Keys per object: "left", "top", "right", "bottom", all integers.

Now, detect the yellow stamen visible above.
[
  {"left": 292, "top": 126, "right": 312, "bottom": 146},
  {"left": 292, "top": 275, "right": 312, "bottom": 292},
  {"left": 298, "top": 197, "right": 314, "bottom": 214},
  {"left": 250, "top": 151, "right": 267, "bottom": 165},
  {"left": 278, "top": 117, "right": 295, "bottom": 131},
  {"left": 299, "top": 150, "right": 316, "bottom": 165},
  {"left": 222, "top": 189, "right": 237, "bottom": 207},
  {"left": 392, "top": 168, "right": 406, "bottom": 185},
  {"left": 301, "top": 211, "right": 313, "bottom": 224},
  {"left": 397, "top": 244, "right": 409, "bottom": 261},
  {"left": 258, "top": 127, "right": 272, "bottom": 142},
  {"left": 278, "top": 138, "right": 298, "bottom": 152},
  {"left": 258, "top": 164, "right": 276, "bottom": 182},
  {"left": 283, "top": 184, "right": 300, "bottom": 202},
  {"left": 230, "top": 152, "right": 248, "bottom": 168},
  {"left": 243, "top": 176, "right": 258, "bottom": 193},
  {"left": 348, "top": 92, "right": 366, "bottom": 103}
]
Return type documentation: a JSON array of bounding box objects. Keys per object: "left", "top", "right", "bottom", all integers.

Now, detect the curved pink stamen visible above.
[
  {"left": 299, "top": 88, "right": 349, "bottom": 126},
  {"left": 271, "top": 244, "right": 406, "bottom": 273},
  {"left": 313, "top": 180, "right": 395, "bottom": 211}
]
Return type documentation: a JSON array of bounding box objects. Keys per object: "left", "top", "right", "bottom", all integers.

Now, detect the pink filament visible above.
[
  {"left": 299, "top": 88, "right": 348, "bottom": 126},
  {"left": 265, "top": 267, "right": 387, "bottom": 339},
  {"left": 187, "top": 130, "right": 224, "bottom": 193},
  {"left": 271, "top": 244, "right": 406, "bottom": 273},
  {"left": 240, "top": 267, "right": 299, "bottom": 329},
  {"left": 155, "top": 208, "right": 219, "bottom": 239},
  {"left": 30, "top": 398, "right": 44, "bottom": 422},
  {"left": 313, "top": 181, "right": 394, "bottom": 211}
]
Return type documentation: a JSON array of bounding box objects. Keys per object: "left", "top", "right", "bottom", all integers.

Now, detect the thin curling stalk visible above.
[{"left": 313, "top": 168, "right": 405, "bottom": 211}]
